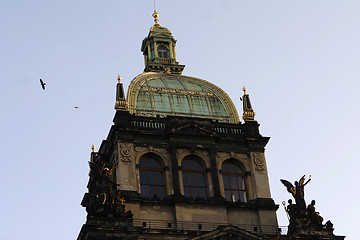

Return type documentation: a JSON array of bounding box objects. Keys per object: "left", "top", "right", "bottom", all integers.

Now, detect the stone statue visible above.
[
  {"left": 81, "top": 155, "right": 132, "bottom": 220},
  {"left": 280, "top": 176, "right": 334, "bottom": 236},
  {"left": 281, "top": 175, "right": 311, "bottom": 210},
  {"left": 307, "top": 200, "right": 324, "bottom": 230}
]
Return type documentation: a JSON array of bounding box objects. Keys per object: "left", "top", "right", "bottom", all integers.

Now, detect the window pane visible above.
[
  {"left": 194, "top": 161, "right": 202, "bottom": 170},
  {"left": 225, "top": 190, "right": 231, "bottom": 201},
  {"left": 137, "top": 92, "right": 152, "bottom": 111},
  {"left": 190, "top": 173, "right": 197, "bottom": 186},
  {"left": 140, "top": 159, "right": 146, "bottom": 168},
  {"left": 232, "top": 191, "right": 239, "bottom": 202},
  {"left": 230, "top": 176, "right": 237, "bottom": 189},
  {"left": 183, "top": 172, "right": 189, "bottom": 186},
  {"left": 182, "top": 157, "right": 207, "bottom": 198},
  {"left": 190, "top": 187, "right": 198, "bottom": 197},
  {"left": 149, "top": 186, "right": 156, "bottom": 197},
  {"left": 184, "top": 187, "right": 190, "bottom": 197},
  {"left": 140, "top": 171, "right": 147, "bottom": 184},
  {"left": 172, "top": 95, "right": 191, "bottom": 113},
  {"left": 148, "top": 171, "right": 156, "bottom": 185},
  {"left": 234, "top": 165, "right": 242, "bottom": 174},
  {"left": 227, "top": 163, "right": 235, "bottom": 173},
  {"left": 209, "top": 97, "right": 227, "bottom": 116},
  {"left": 156, "top": 172, "right": 164, "bottom": 185},
  {"left": 222, "top": 160, "right": 247, "bottom": 203},
  {"left": 237, "top": 177, "right": 245, "bottom": 190},
  {"left": 223, "top": 176, "right": 229, "bottom": 189},
  {"left": 157, "top": 186, "right": 165, "bottom": 198},
  {"left": 198, "top": 174, "right": 205, "bottom": 187},
  {"left": 154, "top": 159, "right": 161, "bottom": 168},
  {"left": 199, "top": 188, "right": 206, "bottom": 198},
  {"left": 182, "top": 160, "right": 187, "bottom": 169},
  {"left": 139, "top": 155, "right": 165, "bottom": 198},
  {"left": 190, "top": 96, "right": 211, "bottom": 115},
  {"left": 141, "top": 185, "right": 148, "bottom": 197},
  {"left": 188, "top": 159, "right": 195, "bottom": 169},
  {"left": 153, "top": 93, "right": 171, "bottom": 112}
]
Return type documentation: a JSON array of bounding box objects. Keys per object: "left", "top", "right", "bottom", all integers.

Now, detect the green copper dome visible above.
[{"left": 127, "top": 72, "right": 239, "bottom": 123}]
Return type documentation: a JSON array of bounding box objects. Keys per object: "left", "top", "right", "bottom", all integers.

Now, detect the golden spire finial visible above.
[
  {"left": 152, "top": 2, "right": 160, "bottom": 25},
  {"left": 117, "top": 74, "right": 121, "bottom": 83},
  {"left": 91, "top": 144, "right": 95, "bottom": 152},
  {"left": 242, "top": 86, "right": 247, "bottom": 94}
]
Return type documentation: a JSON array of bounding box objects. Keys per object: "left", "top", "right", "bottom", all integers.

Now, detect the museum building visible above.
[{"left": 77, "top": 10, "right": 345, "bottom": 240}]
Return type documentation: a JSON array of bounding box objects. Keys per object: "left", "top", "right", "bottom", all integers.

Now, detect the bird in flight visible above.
[
  {"left": 74, "top": 106, "right": 79, "bottom": 109},
  {"left": 40, "top": 79, "right": 46, "bottom": 90}
]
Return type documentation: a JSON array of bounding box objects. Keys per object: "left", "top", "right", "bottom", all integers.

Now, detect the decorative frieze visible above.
[
  {"left": 118, "top": 143, "right": 133, "bottom": 163},
  {"left": 140, "top": 86, "right": 214, "bottom": 97},
  {"left": 251, "top": 152, "right": 266, "bottom": 174},
  {"left": 216, "top": 152, "right": 248, "bottom": 160}
]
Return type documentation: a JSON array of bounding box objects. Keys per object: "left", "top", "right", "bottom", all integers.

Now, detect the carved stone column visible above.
[
  {"left": 170, "top": 147, "right": 181, "bottom": 197},
  {"left": 209, "top": 150, "right": 221, "bottom": 199}
]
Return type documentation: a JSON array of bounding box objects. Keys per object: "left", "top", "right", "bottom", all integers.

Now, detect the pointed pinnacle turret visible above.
[
  {"left": 115, "top": 74, "right": 128, "bottom": 111},
  {"left": 241, "top": 86, "right": 256, "bottom": 122},
  {"left": 90, "top": 144, "right": 96, "bottom": 166}
]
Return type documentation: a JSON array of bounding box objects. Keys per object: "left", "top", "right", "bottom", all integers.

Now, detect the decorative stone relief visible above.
[
  {"left": 237, "top": 153, "right": 248, "bottom": 160},
  {"left": 251, "top": 152, "right": 266, "bottom": 174},
  {"left": 148, "top": 146, "right": 153, "bottom": 152},
  {"left": 217, "top": 152, "right": 247, "bottom": 160},
  {"left": 194, "top": 150, "right": 209, "bottom": 160},
  {"left": 135, "top": 146, "right": 141, "bottom": 152},
  {"left": 177, "top": 149, "right": 184, "bottom": 154},
  {"left": 118, "top": 143, "right": 133, "bottom": 163},
  {"left": 217, "top": 152, "right": 226, "bottom": 158}
]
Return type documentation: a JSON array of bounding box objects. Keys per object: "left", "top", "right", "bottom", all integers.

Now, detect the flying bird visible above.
[
  {"left": 74, "top": 106, "right": 79, "bottom": 109},
  {"left": 40, "top": 79, "right": 46, "bottom": 90}
]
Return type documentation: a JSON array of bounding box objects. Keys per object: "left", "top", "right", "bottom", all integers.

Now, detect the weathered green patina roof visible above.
[{"left": 127, "top": 72, "right": 239, "bottom": 123}]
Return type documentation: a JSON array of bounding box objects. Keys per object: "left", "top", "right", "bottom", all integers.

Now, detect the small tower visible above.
[
  {"left": 242, "top": 86, "right": 256, "bottom": 122},
  {"left": 141, "top": 10, "right": 185, "bottom": 74},
  {"left": 115, "top": 75, "right": 127, "bottom": 111}
]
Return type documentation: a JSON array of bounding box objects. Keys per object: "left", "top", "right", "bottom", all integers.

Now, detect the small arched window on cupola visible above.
[{"left": 157, "top": 44, "right": 169, "bottom": 59}]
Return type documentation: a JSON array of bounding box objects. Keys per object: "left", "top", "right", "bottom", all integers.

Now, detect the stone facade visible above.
[
  {"left": 77, "top": 10, "right": 345, "bottom": 240},
  {"left": 78, "top": 111, "right": 280, "bottom": 239}
]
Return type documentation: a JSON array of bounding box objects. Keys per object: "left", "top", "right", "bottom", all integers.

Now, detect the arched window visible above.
[
  {"left": 158, "top": 45, "right": 169, "bottom": 58},
  {"left": 182, "top": 156, "right": 207, "bottom": 198},
  {"left": 222, "top": 160, "right": 247, "bottom": 202},
  {"left": 139, "top": 154, "right": 165, "bottom": 198}
]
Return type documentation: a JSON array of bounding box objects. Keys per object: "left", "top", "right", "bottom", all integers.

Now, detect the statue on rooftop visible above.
[
  {"left": 281, "top": 175, "right": 311, "bottom": 210},
  {"left": 281, "top": 176, "right": 335, "bottom": 236}
]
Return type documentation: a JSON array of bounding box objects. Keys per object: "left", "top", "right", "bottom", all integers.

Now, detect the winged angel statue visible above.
[{"left": 280, "top": 175, "right": 311, "bottom": 210}]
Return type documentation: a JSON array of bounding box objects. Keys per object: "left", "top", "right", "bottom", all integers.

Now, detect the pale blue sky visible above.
[{"left": 1, "top": 1, "right": 358, "bottom": 239}]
